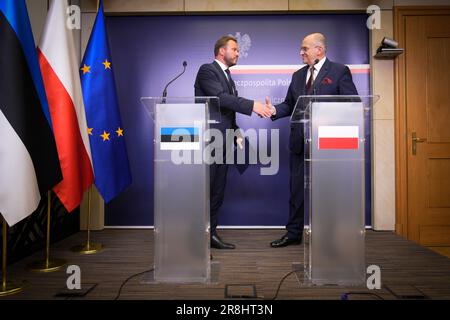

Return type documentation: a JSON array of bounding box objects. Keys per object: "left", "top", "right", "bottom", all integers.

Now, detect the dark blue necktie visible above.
[{"left": 225, "top": 68, "right": 236, "bottom": 96}]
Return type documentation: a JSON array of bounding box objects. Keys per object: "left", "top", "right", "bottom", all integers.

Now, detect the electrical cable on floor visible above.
[
  {"left": 114, "top": 268, "right": 154, "bottom": 300},
  {"left": 344, "top": 284, "right": 430, "bottom": 300},
  {"left": 270, "top": 270, "right": 300, "bottom": 300},
  {"left": 340, "top": 291, "right": 385, "bottom": 300},
  {"left": 223, "top": 268, "right": 304, "bottom": 300},
  {"left": 271, "top": 269, "right": 386, "bottom": 300},
  {"left": 382, "top": 284, "right": 429, "bottom": 300}
]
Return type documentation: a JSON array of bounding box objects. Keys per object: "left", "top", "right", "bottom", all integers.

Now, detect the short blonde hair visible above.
[{"left": 214, "top": 35, "right": 237, "bottom": 56}]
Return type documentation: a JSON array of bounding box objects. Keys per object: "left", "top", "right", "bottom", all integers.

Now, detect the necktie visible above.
[
  {"left": 225, "top": 68, "right": 236, "bottom": 95},
  {"left": 306, "top": 66, "right": 315, "bottom": 93}
]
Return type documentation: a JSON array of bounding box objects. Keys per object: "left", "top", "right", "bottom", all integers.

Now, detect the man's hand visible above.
[
  {"left": 236, "top": 137, "right": 244, "bottom": 150},
  {"left": 265, "top": 96, "right": 276, "bottom": 116},
  {"left": 253, "top": 100, "right": 274, "bottom": 118}
]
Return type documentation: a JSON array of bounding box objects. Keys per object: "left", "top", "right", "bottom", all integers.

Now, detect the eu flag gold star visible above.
[
  {"left": 116, "top": 127, "right": 124, "bottom": 137},
  {"left": 81, "top": 64, "right": 91, "bottom": 74},
  {"left": 87, "top": 127, "right": 93, "bottom": 135},
  {"left": 101, "top": 131, "right": 110, "bottom": 141},
  {"left": 103, "top": 59, "right": 111, "bottom": 70}
]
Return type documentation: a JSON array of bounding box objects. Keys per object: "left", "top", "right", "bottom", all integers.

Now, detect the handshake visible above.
[{"left": 252, "top": 96, "right": 276, "bottom": 118}]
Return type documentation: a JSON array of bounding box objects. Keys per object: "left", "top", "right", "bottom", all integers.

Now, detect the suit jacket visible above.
[
  {"left": 194, "top": 61, "right": 253, "bottom": 132},
  {"left": 273, "top": 58, "right": 358, "bottom": 154}
]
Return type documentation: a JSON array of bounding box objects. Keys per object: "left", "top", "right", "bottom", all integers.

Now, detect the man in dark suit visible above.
[
  {"left": 268, "top": 33, "right": 358, "bottom": 248},
  {"left": 195, "top": 35, "right": 273, "bottom": 249}
]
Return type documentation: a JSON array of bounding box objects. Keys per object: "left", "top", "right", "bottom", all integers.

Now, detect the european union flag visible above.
[{"left": 80, "top": 0, "right": 131, "bottom": 202}]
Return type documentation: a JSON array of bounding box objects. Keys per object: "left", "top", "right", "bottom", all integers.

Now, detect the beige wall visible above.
[
  {"left": 28, "top": 0, "right": 448, "bottom": 231},
  {"left": 371, "top": 10, "right": 395, "bottom": 230},
  {"left": 26, "top": 0, "right": 47, "bottom": 44},
  {"left": 81, "top": 0, "right": 450, "bottom": 12}
]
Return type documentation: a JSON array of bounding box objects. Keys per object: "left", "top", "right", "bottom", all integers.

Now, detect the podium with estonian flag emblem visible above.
[
  {"left": 141, "top": 97, "right": 220, "bottom": 283},
  {"left": 292, "top": 95, "right": 378, "bottom": 286}
]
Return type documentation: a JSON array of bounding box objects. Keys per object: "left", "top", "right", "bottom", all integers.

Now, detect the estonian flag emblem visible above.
[{"left": 160, "top": 127, "right": 200, "bottom": 150}]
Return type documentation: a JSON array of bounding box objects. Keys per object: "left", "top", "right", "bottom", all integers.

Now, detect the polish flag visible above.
[
  {"left": 318, "top": 126, "right": 359, "bottom": 150},
  {"left": 37, "top": 0, "right": 94, "bottom": 211}
]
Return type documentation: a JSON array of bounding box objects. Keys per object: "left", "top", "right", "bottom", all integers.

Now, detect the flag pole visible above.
[
  {"left": 0, "top": 216, "right": 25, "bottom": 296},
  {"left": 71, "top": 186, "right": 103, "bottom": 254},
  {"left": 27, "top": 191, "right": 66, "bottom": 272}
]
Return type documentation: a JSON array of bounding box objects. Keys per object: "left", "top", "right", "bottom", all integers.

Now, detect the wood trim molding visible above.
[{"left": 393, "top": 6, "right": 450, "bottom": 238}]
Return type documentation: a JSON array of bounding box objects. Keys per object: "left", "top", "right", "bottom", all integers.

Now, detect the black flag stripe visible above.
[{"left": 0, "top": 11, "right": 62, "bottom": 194}]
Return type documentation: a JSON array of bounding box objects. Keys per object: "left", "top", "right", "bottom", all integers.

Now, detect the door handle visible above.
[{"left": 412, "top": 132, "right": 427, "bottom": 155}]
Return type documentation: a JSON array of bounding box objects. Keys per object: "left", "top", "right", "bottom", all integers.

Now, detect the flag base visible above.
[
  {"left": 0, "top": 281, "right": 26, "bottom": 296},
  {"left": 71, "top": 242, "right": 103, "bottom": 255},
  {"left": 27, "top": 258, "right": 66, "bottom": 272}
]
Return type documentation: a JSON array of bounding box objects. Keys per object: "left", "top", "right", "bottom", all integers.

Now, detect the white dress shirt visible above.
[
  {"left": 215, "top": 59, "right": 231, "bottom": 81},
  {"left": 306, "top": 56, "right": 327, "bottom": 84}
]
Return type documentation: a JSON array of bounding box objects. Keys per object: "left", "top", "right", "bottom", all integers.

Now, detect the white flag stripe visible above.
[
  {"left": 318, "top": 126, "right": 359, "bottom": 138},
  {"left": 160, "top": 142, "right": 200, "bottom": 150},
  {"left": 0, "top": 110, "right": 40, "bottom": 226},
  {"left": 39, "top": 0, "right": 92, "bottom": 164},
  {"left": 230, "top": 64, "right": 370, "bottom": 71},
  {"left": 231, "top": 65, "right": 304, "bottom": 70}
]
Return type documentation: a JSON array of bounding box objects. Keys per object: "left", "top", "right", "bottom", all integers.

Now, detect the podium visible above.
[
  {"left": 141, "top": 96, "right": 220, "bottom": 283},
  {"left": 291, "top": 95, "right": 378, "bottom": 286}
]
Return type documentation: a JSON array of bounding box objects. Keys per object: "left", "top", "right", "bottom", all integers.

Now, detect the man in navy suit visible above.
[
  {"left": 268, "top": 33, "right": 358, "bottom": 248},
  {"left": 195, "top": 35, "right": 273, "bottom": 249}
]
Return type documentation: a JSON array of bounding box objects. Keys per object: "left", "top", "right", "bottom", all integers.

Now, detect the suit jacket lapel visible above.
[
  {"left": 312, "top": 58, "right": 330, "bottom": 93},
  {"left": 212, "top": 61, "right": 234, "bottom": 94},
  {"left": 229, "top": 75, "right": 237, "bottom": 96},
  {"left": 299, "top": 67, "right": 308, "bottom": 96}
]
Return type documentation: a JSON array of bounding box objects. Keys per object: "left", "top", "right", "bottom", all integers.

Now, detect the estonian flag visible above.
[
  {"left": 80, "top": 0, "right": 131, "bottom": 203},
  {"left": 0, "top": 0, "right": 62, "bottom": 226},
  {"left": 160, "top": 127, "right": 200, "bottom": 150}
]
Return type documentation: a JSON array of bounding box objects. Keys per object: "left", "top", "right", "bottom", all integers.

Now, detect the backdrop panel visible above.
[{"left": 105, "top": 14, "right": 370, "bottom": 227}]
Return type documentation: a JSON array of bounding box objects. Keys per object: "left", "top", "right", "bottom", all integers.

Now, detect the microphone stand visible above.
[{"left": 162, "top": 61, "right": 187, "bottom": 103}]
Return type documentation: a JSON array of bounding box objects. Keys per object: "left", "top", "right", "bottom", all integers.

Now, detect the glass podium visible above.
[
  {"left": 140, "top": 96, "right": 220, "bottom": 283},
  {"left": 292, "top": 95, "right": 379, "bottom": 286}
]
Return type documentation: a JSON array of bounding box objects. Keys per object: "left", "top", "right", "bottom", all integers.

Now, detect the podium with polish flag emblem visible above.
[
  {"left": 140, "top": 97, "right": 220, "bottom": 283},
  {"left": 292, "top": 95, "right": 379, "bottom": 286}
]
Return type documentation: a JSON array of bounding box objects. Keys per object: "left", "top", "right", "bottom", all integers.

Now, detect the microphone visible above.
[
  {"left": 162, "top": 61, "right": 187, "bottom": 100},
  {"left": 312, "top": 59, "right": 319, "bottom": 95}
]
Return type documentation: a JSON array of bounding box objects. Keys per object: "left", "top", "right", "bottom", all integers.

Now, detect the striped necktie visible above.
[{"left": 305, "top": 66, "right": 315, "bottom": 93}]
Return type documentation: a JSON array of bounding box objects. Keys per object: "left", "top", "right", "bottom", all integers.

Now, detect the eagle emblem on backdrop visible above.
[{"left": 230, "top": 32, "right": 251, "bottom": 58}]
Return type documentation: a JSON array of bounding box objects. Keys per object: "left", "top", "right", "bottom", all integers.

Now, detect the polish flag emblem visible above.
[{"left": 318, "top": 126, "right": 359, "bottom": 150}]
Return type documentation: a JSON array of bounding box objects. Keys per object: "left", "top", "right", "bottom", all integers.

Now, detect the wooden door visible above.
[{"left": 403, "top": 13, "right": 450, "bottom": 253}]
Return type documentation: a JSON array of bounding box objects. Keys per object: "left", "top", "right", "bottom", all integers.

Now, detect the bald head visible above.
[
  {"left": 304, "top": 33, "right": 326, "bottom": 51},
  {"left": 300, "top": 33, "right": 327, "bottom": 66}
]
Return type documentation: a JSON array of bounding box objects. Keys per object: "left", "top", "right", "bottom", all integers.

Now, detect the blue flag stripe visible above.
[
  {"left": 0, "top": 3, "right": 62, "bottom": 195},
  {"left": 0, "top": 0, "right": 53, "bottom": 128},
  {"left": 160, "top": 127, "right": 199, "bottom": 135}
]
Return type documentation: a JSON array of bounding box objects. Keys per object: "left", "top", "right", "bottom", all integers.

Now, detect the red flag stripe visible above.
[
  {"left": 231, "top": 68, "right": 370, "bottom": 75},
  {"left": 319, "top": 137, "right": 359, "bottom": 150},
  {"left": 38, "top": 49, "right": 93, "bottom": 212}
]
